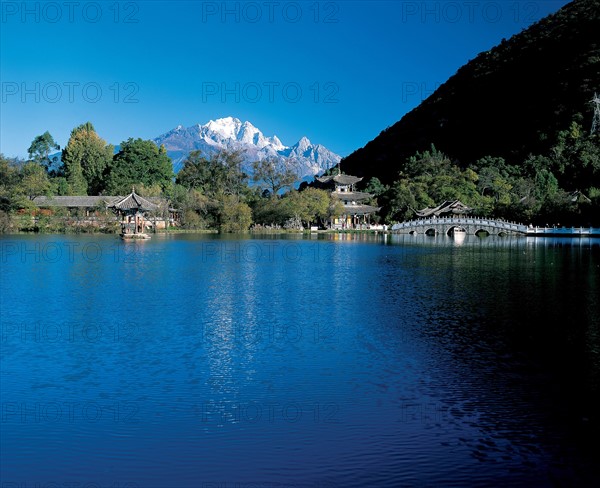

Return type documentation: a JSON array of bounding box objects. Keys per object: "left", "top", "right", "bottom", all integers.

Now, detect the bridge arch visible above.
[{"left": 446, "top": 225, "right": 467, "bottom": 236}]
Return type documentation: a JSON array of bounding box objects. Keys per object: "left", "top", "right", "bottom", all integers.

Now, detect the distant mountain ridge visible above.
[
  {"left": 153, "top": 116, "right": 341, "bottom": 178},
  {"left": 340, "top": 0, "right": 600, "bottom": 184}
]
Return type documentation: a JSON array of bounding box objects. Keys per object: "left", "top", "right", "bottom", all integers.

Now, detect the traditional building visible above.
[
  {"left": 414, "top": 200, "right": 473, "bottom": 218},
  {"left": 109, "top": 191, "right": 159, "bottom": 239},
  {"left": 32, "top": 192, "right": 180, "bottom": 231},
  {"left": 316, "top": 173, "right": 380, "bottom": 229},
  {"left": 32, "top": 195, "right": 120, "bottom": 216}
]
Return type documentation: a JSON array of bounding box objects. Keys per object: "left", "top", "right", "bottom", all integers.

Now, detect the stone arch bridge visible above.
[{"left": 390, "top": 217, "right": 528, "bottom": 236}]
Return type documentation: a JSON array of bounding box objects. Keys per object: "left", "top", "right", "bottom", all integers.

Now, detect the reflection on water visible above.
[{"left": 0, "top": 233, "right": 598, "bottom": 487}]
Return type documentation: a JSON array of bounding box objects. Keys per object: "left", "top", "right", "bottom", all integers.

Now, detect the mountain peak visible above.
[
  {"left": 154, "top": 117, "right": 341, "bottom": 177},
  {"left": 204, "top": 116, "right": 243, "bottom": 139},
  {"left": 297, "top": 136, "right": 312, "bottom": 148}
]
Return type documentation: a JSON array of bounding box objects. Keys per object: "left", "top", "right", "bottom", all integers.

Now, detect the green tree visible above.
[
  {"left": 363, "top": 177, "right": 388, "bottom": 197},
  {"left": 474, "top": 155, "right": 521, "bottom": 179},
  {"left": 65, "top": 157, "right": 88, "bottom": 195},
  {"left": 176, "top": 151, "right": 214, "bottom": 191},
  {"left": 219, "top": 195, "right": 253, "bottom": 233},
  {"left": 284, "top": 188, "right": 330, "bottom": 228},
  {"left": 0, "top": 155, "right": 22, "bottom": 211},
  {"left": 382, "top": 177, "right": 434, "bottom": 222},
  {"left": 106, "top": 138, "right": 173, "bottom": 194},
  {"left": 175, "top": 150, "right": 252, "bottom": 229},
  {"left": 251, "top": 195, "right": 291, "bottom": 227},
  {"left": 176, "top": 149, "right": 247, "bottom": 197},
  {"left": 27, "top": 131, "right": 60, "bottom": 174},
  {"left": 61, "top": 122, "right": 113, "bottom": 195},
  {"left": 19, "top": 162, "right": 52, "bottom": 200},
  {"left": 552, "top": 121, "right": 600, "bottom": 189},
  {"left": 406, "top": 144, "right": 452, "bottom": 177},
  {"left": 180, "top": 189, "right": 212, "bottom": 229},
  {"left": 534, "top": 169, "right": 559, "bottom": 201},
  {"left": 53, "top": 177, "right": 70, "bottom": 196},
  {"left": 476, "top": 166, "right": 513, "bottom": 205},
  {"left": 213, "top": 149, "right": 248, "bottom": 197},
  {"left": 252, "top": 157, "right": 299, "bottom": 195}
]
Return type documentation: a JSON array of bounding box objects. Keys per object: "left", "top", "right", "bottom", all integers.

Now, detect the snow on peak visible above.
[
  {"left": 271, "top": 135, "right": 284, "bottom": 151},
  {"left": 205, "top": 116, "right": 243, "bottom": 140},
  {"left": 200, "top": 116, "right": 288, "bottom": 151},
  {"left": 153, "top": 116, "right": 341, "bottom": 178},
  {"left": 296, "top": 136, "right": 312, "bottom": 150}
]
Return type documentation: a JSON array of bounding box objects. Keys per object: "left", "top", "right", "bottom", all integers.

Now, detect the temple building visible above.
[
  {"left": 32, "top": 192, "right": 180, "bottom": 231},
  {"left": 414, "top": 200, "right": 473, "bottom": 218},
  {"left": 316, "top": 173, "right": 380, "bottom": 229},
  {"left": 109, "top": 190, "right": 159, "bottom": 239}
]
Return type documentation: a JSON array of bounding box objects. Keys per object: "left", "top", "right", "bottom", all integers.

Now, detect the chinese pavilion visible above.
[
  {"left": 109, "top": 190, "right": 159, "bottom": 239},
  {"left": 316, "top": 173, "right": 380, "bottom": 229}
]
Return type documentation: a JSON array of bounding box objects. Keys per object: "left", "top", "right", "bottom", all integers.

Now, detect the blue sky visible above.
[{"left": 1, "top": 0, "right": 570, "bottom": 159}]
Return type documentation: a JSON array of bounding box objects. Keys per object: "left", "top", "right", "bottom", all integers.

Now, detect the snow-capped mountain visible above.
[{"left": 153, "top": 116, "right": 341, "bottom": 178}]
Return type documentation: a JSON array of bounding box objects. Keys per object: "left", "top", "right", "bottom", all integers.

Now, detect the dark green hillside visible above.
[{"left": 341, "top": 0, "right": 600, "bottom": 184}]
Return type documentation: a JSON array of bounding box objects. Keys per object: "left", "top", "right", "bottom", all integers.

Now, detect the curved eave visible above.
[{"left": 332, "top": 191, "right": 372, "bottom": 201}]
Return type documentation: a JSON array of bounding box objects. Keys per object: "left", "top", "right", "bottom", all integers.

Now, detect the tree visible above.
[
  {"left": 19, "top": 162, "right": 52, "bottom": 200},
  {"left": 63, "top": 154, "right": 88, "bottom": 195},
  {"left": 106, "top": 138, "right": 173, "bottom": 194},
  {"left": 62, "top": 122, "right": 113, "bottom": 195},
  {"left": 252, "top": 157, "right": 299, "bottom": 195},
  {"left": 552, "top": 121, "right": 600, "bottom": 190},
  {"left": 534, "top": 169, "right": 559, "bottom": 201},
  {"left": 0, "top": 155, "right": 22, "bottom": 211},
  {"left": 27, "top": 131, "right": 60, "bottom": 174},
  {"left": 251, "top": 194, "right": 290, "bottom": 227},
  {"left": 477, "top": 166, "right": 513, "bottom": 204},
  {"left": 213, "top": 149, "right": 248, "bottom": 197},
  {"left": 283, "top": 188, "right": 330, "bottom": 228},
  {"left": 219, "top": 195, "right": 253, "bottom": 233},
  {"left": 381, "top": 176, "right": 434, "bottom": 222},
  {"left": 176, "top": 149, "right": 254, "bottom": 229},
  {"left": 406, "top": 144, "right": 452, "bottom": 177},
  {"left": 363, "top": 177, "right": 388, "bottom": 197},
  {"left": 176, "top": 151, "right": 214, "bottom": 191}
]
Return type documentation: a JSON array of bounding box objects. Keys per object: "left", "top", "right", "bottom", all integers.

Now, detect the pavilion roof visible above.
[
  {"left": 316, "top": 174, "right": 363, "bottom": 185},
  {"left": 332, "top": 191, "right": 372, "bottom": 201},
  {"left": 110, "top": 191, "right": 159, "bottom": 211},
  {"left": 415, "top": 200, "right": 472, "bottom": 217}
]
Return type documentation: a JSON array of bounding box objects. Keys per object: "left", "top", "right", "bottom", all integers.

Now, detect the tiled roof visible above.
[
  {"left": 332, "top": 191, "right": 372, "bottom": 201},
  {"left": 33, "top": 196, "right": 119, "bottom": 207},
  {"left": 32, "top": 193, "right": 165, "bottom": 210},
  {"left": 317, "top": 174, "right": 363, "bottom": 185},
  {"left": 415, "top": 200, "right": 472, "bottom": 217},
  {"left": 110, "top": 192, "right": 159, "bottom": 211}
]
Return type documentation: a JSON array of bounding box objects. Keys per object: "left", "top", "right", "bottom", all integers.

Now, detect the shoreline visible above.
[{"left": 2, "top": 228, "right": 600, "bottom": 238}]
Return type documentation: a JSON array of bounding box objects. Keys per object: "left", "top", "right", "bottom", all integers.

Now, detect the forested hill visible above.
[{"left": 341, "top": 0, "right": 600, "bottom": 184}]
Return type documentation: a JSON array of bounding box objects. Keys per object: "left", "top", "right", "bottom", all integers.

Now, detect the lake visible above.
[{"left": 1, "top": 233, "right": 599, "bottom": 487}]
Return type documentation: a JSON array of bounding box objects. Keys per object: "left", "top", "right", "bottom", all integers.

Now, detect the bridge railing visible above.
[{"left": 391, "top": 217, "right": 528, "bottom": 233}]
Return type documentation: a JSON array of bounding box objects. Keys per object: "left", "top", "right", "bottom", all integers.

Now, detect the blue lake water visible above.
[{"left": 1, "top": 233, "right": 599, "bottom": 487}]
